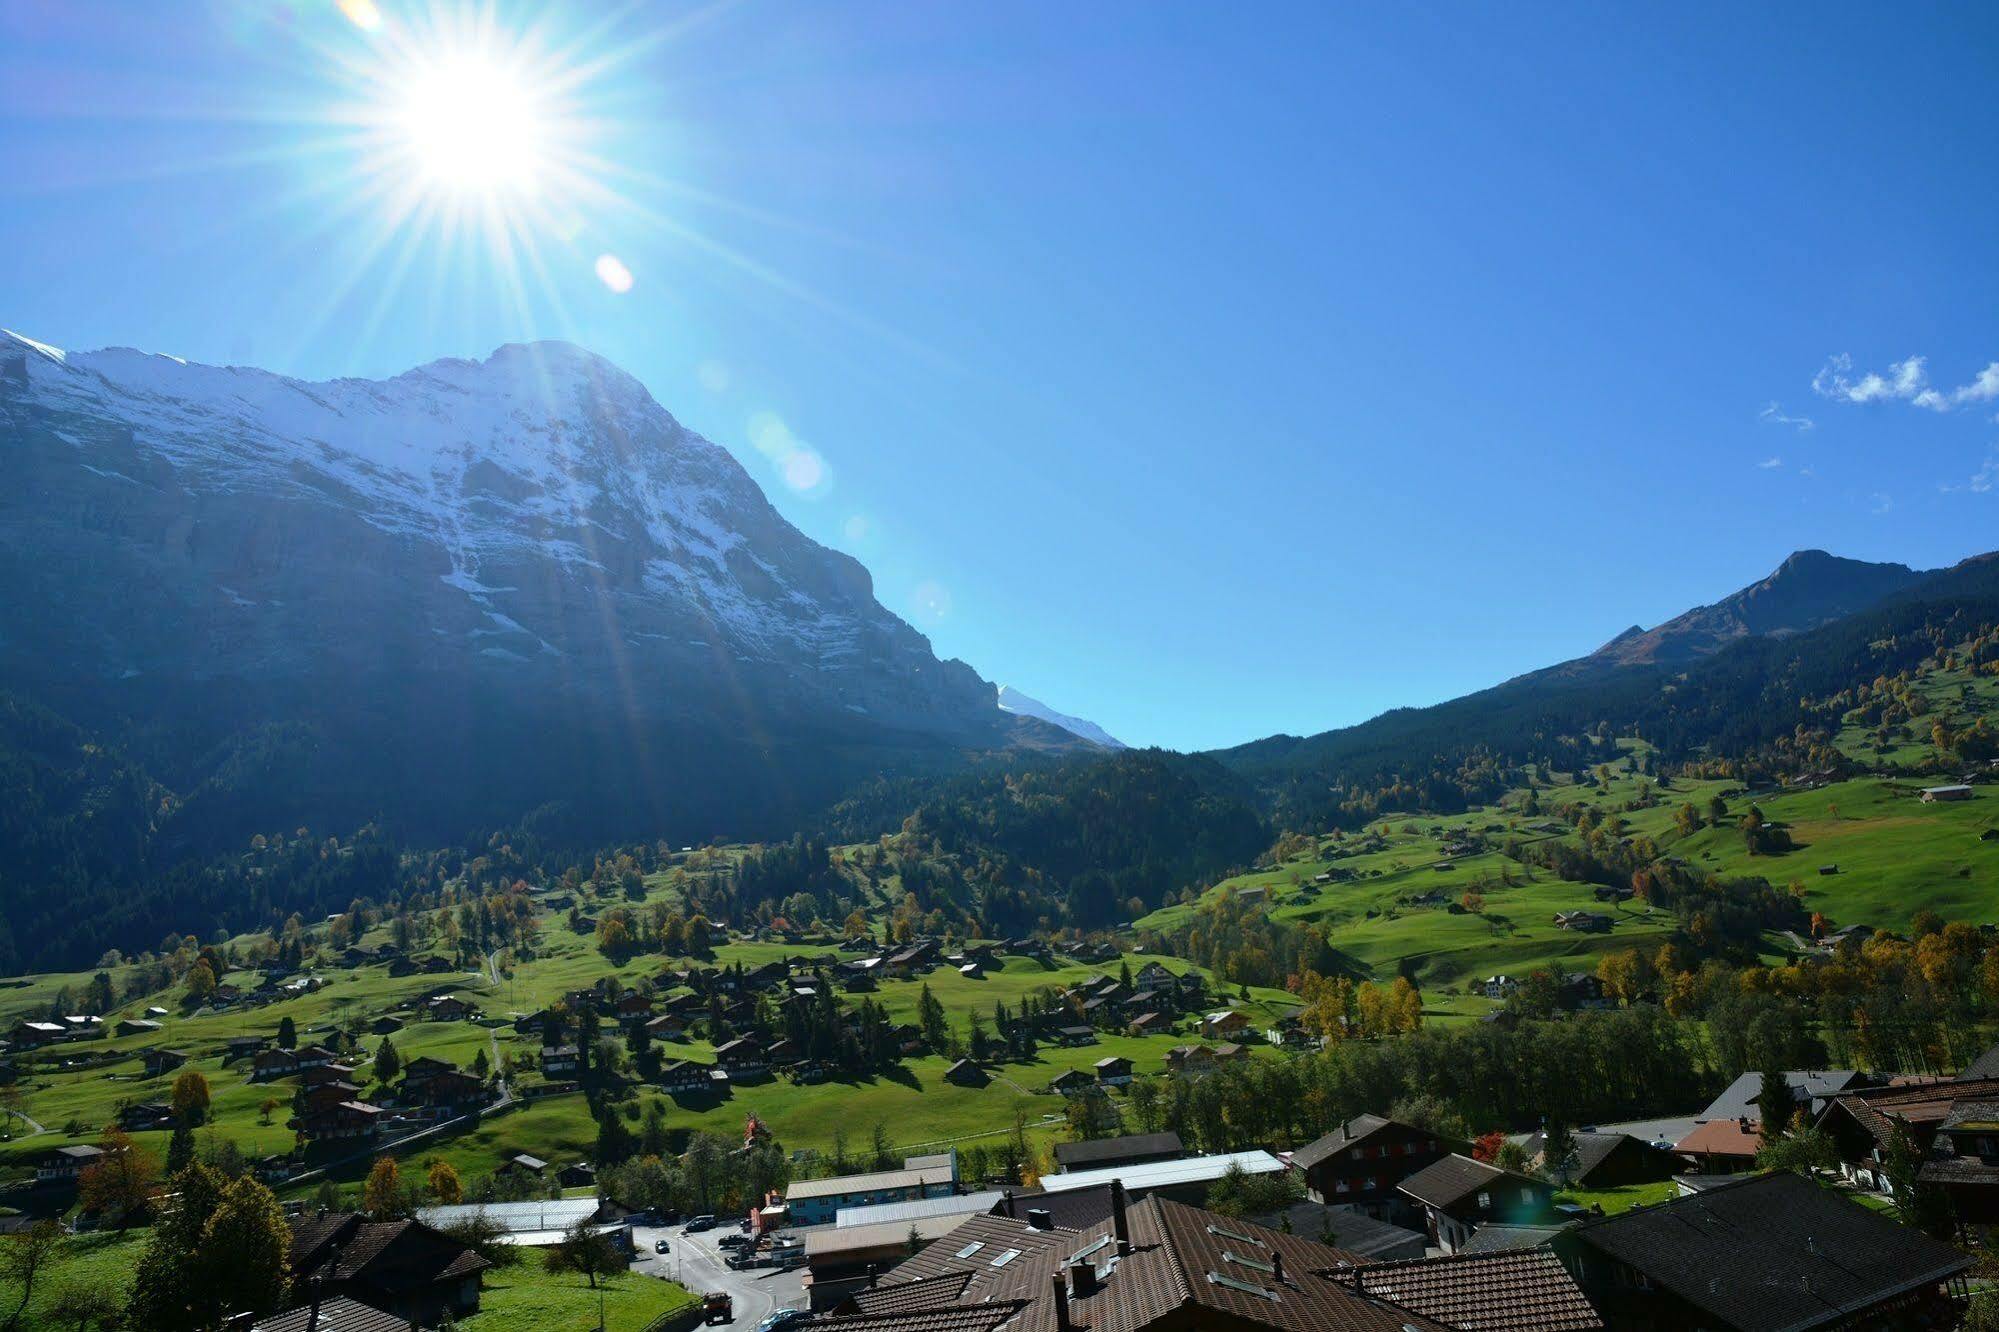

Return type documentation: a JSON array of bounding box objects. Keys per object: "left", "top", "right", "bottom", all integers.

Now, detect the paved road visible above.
[{"left": 631, "top": 1222, "right": 808, "bottom": 1328}]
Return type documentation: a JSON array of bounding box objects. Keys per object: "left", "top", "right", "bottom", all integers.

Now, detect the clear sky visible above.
[{"left": 4, "top": 3, "right": 1997, "bottom": 751}]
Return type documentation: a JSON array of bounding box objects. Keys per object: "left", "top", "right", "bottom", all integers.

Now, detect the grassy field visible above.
[
  {"left": 462, "top": 1258, "right": 696, "bottom": 1332},
  {"left": 0, "top": 1229, "right": 144, "bottom": 1328}
]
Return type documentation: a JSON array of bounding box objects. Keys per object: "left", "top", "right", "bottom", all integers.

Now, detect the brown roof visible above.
[
  {"left": 253, "top": 1296, "right": 412, "bottom": 1332},
  {"left": 290, "top": 1213, "right": 489, "bottom": 1295},
  {"left": 840, "top": 1271, "right": 977, "bottom": 1316},
  {"left": 1672, "top": 1118, "right": 1761, "bottom": 1159},
  {"left": 1331, "top": 1249, "right": 1602, "bottom": 1331},
  {"left": 1397, "top": 1154, "right": 1541, "bottom": 1210},
  {"left": 866, "top": 1194, "right": 1447, "bottom": 1332},
  {"left": 1572, "top": 1171, "right": 1971, "bottom": 1332},
  {"left": 817, "top": 1306, "right": 1026, "bottom": 1332}
]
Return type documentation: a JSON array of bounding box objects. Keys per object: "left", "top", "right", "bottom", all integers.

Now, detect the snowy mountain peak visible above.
[
  {"left": 997, "top": 685, "right": 1125, "bottom": 749},
  {"left": 0, "top": 331, "right": 1062, "bottom": 814}
]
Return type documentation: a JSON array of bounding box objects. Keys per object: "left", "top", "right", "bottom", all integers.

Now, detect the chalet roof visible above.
[
  {"left": 1572, "top": 1171, "right": 1970, "bottom": 1332},
  {"left": 1247, "top": 1202, "right": 1426, "bottom": 1260},
  {"left": 1522, "top": 1131, "right": 1665, "bottom": 1182},
  {"left": 876, "top": 1195, "right": 1447, "bottom": 1332},
  {"left": 1292, "top": 1113, "right": 1404, "bottom": 1170},
  {"left": 1329, "top": 1249, "right": 1602, "bottom": 1331},
  {"left": 290, "top": 1213, "right": 489, "bottom": 1292},
  {"left": 1397, "top": 1155, "right": 1540, "bottom": 1211},
  {"left": 788, "top": 1165, "right": 955, "bottom": 1202},
  {"left": 1051, "top": 1132, "right": 1183, "bottom": 1171}
]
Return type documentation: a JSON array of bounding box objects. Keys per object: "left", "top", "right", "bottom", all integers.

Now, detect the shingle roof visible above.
[
  {"left": 1330, "top": 1249, "right": 1602, "bottom": 1331},
  {"left": 1572, "top": 1170, "right": 1971, "bottom": 1332},
  {"left": 1397, "top": 1154, "right": 1538, "bottom": 1210},
  {"left": 1051, "top": 1132, "right": 1184, "bottom": 1171}
]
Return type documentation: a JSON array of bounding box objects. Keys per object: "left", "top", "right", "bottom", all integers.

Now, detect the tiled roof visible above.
[
  {"left": 866, "top": 1193, "right": 1449, "bottom": 1332},
  {"left": 816, "top": 1302, "right": 1027, "bottom": 1332},
  {"left": 841, "top": 1270, "right": 976, "bottom": 1315},
  {"left": 1572, "top": 1171, "right": 1971, "bottom": 1332},
  {"left": 1521, "top": 1131, "right": 1664, "bottom": 1183},
  {"left": 1247, "top": 1203, "right": 1426, "bottom": 1260},
  {"left": 1331, "top": 1249, "right": 1602, "bottom": 1331},
  {"left": 252, "top": 1296, "right": 411, "bottom": 1332}
]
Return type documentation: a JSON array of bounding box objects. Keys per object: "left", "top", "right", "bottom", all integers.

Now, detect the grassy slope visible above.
[{"left": 462, "top": 1260, "right": 696, "bottom": 1332}]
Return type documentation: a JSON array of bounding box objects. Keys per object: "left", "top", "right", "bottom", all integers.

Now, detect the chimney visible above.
[
  {"left": 1002, "top": 1190, "right": 1016, "bottom": 1219},
  {"left": 1051, "top": 1273, "right": 1072, "bottom": 1332},
  {"left": 1068, "top": 1258, "right": 1099, "bottom": 1298},
  {"left": 1110, "top": 1178, "right": 1131, "bottom": 1256},
  {"left": 1027, "top": 1208, "right": 1053, "bottom": 1231},
  {"left": 1270, "top": 1250, "right": 1285, "bottom": 1284},
  {"left": 304, "top": 1277, "right": 324, "bottom": 1332}
]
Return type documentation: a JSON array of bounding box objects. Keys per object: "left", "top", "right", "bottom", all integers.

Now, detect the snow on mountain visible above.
[
  {"left": 996, "top": 684, "right": 1125, "bottom": 749},
  {"left": 0, "top": 328, "right": 1062, "bottom": 843}
]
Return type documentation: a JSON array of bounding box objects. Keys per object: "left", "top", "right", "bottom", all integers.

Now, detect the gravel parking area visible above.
[{"left": 630, "top": 1221, "right": 809, "bottom": 1328}]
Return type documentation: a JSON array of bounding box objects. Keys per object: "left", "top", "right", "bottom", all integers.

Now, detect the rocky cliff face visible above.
[
  {"left": 1583, "top": 549, "right": 1929, "bottom": 669},
  {"left": 0, "top": 330, "right": 1041, "bottom": 843}
]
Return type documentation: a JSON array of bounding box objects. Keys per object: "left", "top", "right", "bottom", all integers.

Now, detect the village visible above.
[{"left": 5, "top": 888, "right": 1999, "bottom": 1332}]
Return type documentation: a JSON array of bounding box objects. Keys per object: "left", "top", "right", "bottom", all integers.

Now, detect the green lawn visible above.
[
  {"left": 0, "top": 1230, "right": 144, "bottom": 1328},
  {"left": 1554, "top": 1179, "right": 1678, "bottom": 1214},
  {"left": 460, "top": 1257, "right": 696, "bottom": 1332}
]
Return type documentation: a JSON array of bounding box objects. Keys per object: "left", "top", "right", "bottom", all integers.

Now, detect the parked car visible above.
[
  {"left": 654, "top": 1238, "right": 672, "bottom": 1254},
  {"left": 756, "top": 1311, "right": 813, "bottom": 1332},
  {"left": 684, "top": 1214, "right": 718, "bottom": 1233},
  {"left": 717, "top": 1232, "right": 752, "bottom": 1249}
]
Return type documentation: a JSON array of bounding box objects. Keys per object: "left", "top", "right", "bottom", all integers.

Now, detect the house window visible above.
[
  {"left": 1351, "top": 1148, "right": 1364, "bottom": 1161},
  {"left": 1364, "top": 1177, "right": 1377, "bottom": 1191},
  {"left": 1334, "top": 1179, "right": 1349, "bottom": 1193},
  {"left": 1521, "top": 1187, "right": 1535, "bottom": 1204},
  {"left": 1476, "top": 1190, "right": 1491, "bottom": 1209}
]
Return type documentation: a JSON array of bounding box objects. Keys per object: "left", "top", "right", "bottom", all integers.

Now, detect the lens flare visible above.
[
  {"left": 393, "top": 52, "right": 546, "bottom": 198},
  {"left": 594, "top": 253, "right": 635, "bottom": 294}
]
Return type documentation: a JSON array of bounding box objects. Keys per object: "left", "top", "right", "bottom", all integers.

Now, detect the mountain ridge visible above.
[{"left": 0, "top": 329, "right": 1075, "bottom": 854}]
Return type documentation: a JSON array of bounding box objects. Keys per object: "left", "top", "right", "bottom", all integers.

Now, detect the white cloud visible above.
[
  {"left": 1757, "top": 456, "right": 1783, "bottom": 469},
  {"left": 1813, "top": 353, "right": 1999, "bottom": 412},
  {"left": 1870, "top": 491, "right": 1894, "bottom": 514},
  {"left": 1758, "top": 402, "right": 1815, "bottom": 432}
]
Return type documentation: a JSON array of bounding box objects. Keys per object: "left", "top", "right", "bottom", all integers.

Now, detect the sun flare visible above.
[{"left": 393, "top": 52, "right": 547, "bottom": 198}]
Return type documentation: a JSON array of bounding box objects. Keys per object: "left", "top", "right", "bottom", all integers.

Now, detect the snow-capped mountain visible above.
[
  {"left": 0, "top": 329, "right": 1060, "bottom": 842},
  {"left": 997, "top": 685, "right": 1125, "bottom": 750}
]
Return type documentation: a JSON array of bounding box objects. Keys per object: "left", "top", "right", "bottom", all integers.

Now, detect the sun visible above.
[{"left": 393, "top": 51, "right": 548, "bottom": 199}]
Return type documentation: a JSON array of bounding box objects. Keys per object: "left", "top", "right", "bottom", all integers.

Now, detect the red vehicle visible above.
[{"left": 703, "top": 1293, "right": 734, "bottom": 1325}]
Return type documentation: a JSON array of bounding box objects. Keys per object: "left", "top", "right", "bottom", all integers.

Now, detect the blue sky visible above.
[{"left": 3, "top": 2, "right": 1997, "bottom": 751}]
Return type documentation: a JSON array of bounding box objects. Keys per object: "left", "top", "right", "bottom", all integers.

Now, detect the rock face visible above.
[
  {"left": 0, "top": 330, "right": 1043, "bottom": 843},
  {"left": 1582, "top": 550, "right": 1930, "bottom": 670}
]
